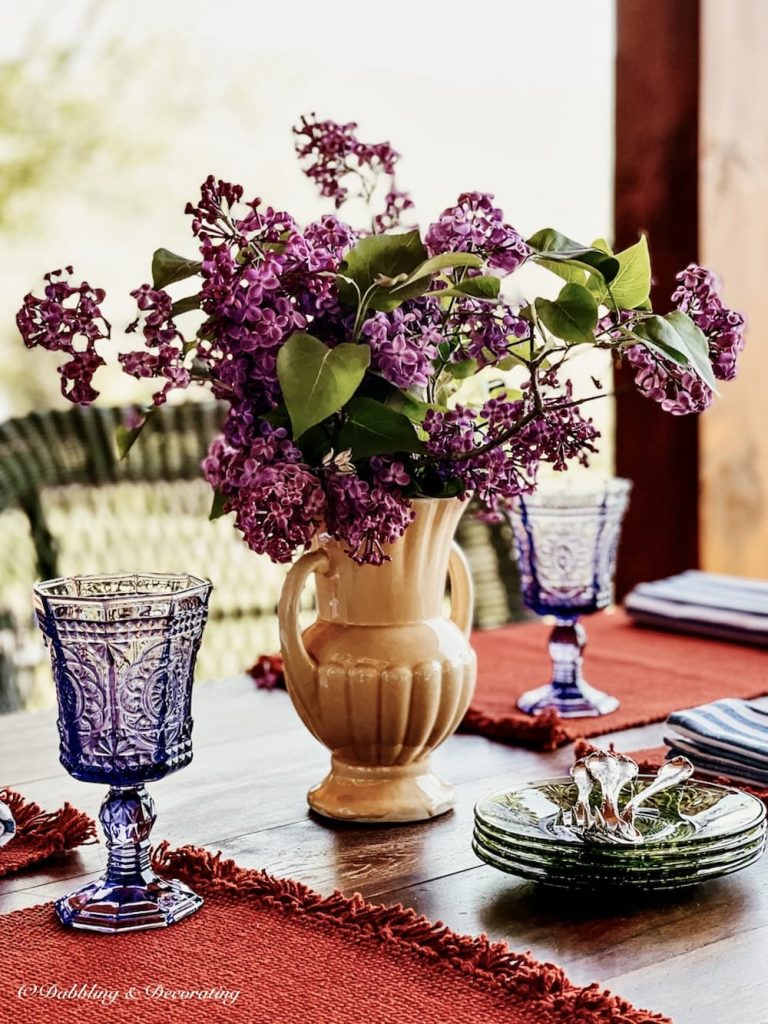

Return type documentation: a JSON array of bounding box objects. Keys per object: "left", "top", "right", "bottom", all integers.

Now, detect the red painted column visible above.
[{"left": 614, "top": 0, "right": 701, "bottom": 594}]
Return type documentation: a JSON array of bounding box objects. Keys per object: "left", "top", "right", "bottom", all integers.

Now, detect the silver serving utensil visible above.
[
  {"left": 621, "top": 756, "right": 694, "bottom": 826},
  {"left": 570, "top": 759, "right": 594, "bottom": 828},
  {"left": 585, "top": 751, "right": 642, "bottom": 843}
]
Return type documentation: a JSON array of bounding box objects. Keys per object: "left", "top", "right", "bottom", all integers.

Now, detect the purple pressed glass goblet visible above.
[
  {"left": 33, "top": 572, "right": 212, "bottom": 933},
  {"left": 510, "top": 479, "right": 631, "bottom": 718}
]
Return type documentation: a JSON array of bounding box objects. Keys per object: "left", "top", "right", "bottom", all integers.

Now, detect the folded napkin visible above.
[
  {"left": 665, "top": 699, "right": 768, "bottom": 787},
  {"left": 625, "top": 570, "right": 768, "bottom": 646}
]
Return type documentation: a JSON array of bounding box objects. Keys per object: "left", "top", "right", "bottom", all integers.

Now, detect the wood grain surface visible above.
[{"left": 1, "top": 676, "right": 767, "bottom": 1024}]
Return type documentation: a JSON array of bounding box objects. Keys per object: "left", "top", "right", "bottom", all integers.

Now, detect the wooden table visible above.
[{"left": 2, "top": 678, "right": 767, "bottom": 1024}]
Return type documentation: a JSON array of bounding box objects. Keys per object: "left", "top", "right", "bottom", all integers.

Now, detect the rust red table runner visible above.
[
  {"left": 462, "top": 611, "right": 768, "bottom": 750},
  {"left": 0, "top": 843, "right": 669, "bottom": 1024}
]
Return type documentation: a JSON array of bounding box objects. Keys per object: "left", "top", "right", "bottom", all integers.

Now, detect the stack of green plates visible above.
[{"left": 473, "top": 775, "right": 767, "bottom": 890}]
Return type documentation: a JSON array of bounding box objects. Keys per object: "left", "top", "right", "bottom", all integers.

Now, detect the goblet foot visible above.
[
  {"left": 308, "top": 757, "right": 455, "bottom": 823},
  {"left": 516, "top": 680, "right": 620, "bottom": 718},
  {"left": 54, "top": 784, "right": 203, "bottom": 933},
  {"left": 55, "top": 872, "right": 203, "bottom": 933}
]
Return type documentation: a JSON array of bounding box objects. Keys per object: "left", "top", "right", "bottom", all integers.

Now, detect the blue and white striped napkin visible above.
[
  {"left": 665, "top": 699, "right": 768, "bottom": 787},
  {"left": 625, "top": 570, "right": 768, "bottom": 647}
]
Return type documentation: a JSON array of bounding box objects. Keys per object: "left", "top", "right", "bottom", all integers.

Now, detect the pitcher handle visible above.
[
  {"left": 448, "top": 541, "right": 474, "bottom": 639},
  {"left": 278, "top": 549, "right": 331, "bottom": 692}
]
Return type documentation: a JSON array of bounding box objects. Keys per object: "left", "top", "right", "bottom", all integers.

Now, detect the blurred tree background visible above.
[
  {"left": 0, "top": 0, "right": 616, "bottom": 432},
  {"left": 0, "top": 3, "right": 139, "bottom": 410}
]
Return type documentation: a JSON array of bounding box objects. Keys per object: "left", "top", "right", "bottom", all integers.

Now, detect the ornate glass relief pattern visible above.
[{"left": 33, "top": 573, "right": 210, "bottom": 785}]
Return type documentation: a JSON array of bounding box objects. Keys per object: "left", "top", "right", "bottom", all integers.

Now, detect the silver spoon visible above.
[
  {"left": 621, "top": 756, "right": 694, "bottom": 826},
  {"left": 585, "top": 751, "right": 642, "bottom": 842},
  {"left": 570, "top": 759, "right": 594, "bottom": 828}
]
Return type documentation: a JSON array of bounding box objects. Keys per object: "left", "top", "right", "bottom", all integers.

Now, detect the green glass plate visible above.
[
  {"left": 473, "top": 820, "right": 766, "bottom": 879},
  {"left": 475, "top": 776, "right": 766, "bottom": 850},
  {"left": 472, "top": 832, "right": 766, "bottom": 890},
  {"left": 474, "top": 814, "right": 767, "bottom": 865}
]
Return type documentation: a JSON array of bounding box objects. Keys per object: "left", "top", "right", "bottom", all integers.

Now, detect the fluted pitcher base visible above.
[{"left": 308, "top": 757, "right": 455, "bottom": 823}]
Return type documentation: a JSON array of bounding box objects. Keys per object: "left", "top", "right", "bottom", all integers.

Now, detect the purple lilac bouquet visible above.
[{"left": 16, "top": 115, "right": 746, "bottom": 566}]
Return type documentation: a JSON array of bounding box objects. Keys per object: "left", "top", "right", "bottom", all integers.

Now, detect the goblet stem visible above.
[
  {"left": 54, "top": 784, "right": 203, "bottom": 933},
  {"left": 101, "top": 785, "right": 155, "bottom": 885},
  {"left": 548, "top": 617, "right": 587, "bottom": 696},
  {"left": 516, "top": 616, "right": 620, "bottom": 718}
]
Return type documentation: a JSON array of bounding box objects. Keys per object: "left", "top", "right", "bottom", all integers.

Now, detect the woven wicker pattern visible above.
[
  {"left": 0, "top": 403, "right": 523, "bottom": 711},
  {"left": 454, "top": 512, "right": 526, "bottom": 629},
  {"left": 0, "top": 403, "right": 302, "bottom": 710}
]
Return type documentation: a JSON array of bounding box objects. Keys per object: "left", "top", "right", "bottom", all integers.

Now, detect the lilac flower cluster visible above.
[
  {"left": 624, "top": 264, "right": 746, "bottom": 415},
  {"left": 624, "top": 348, "right": 713, "bottom": 415},
  {"left": 426, "top": 193, "right": 530, "bottom": 275},
  {"left": 361, "top": 301, "right": 441, "bottom": 388},
  {"left": 16, "top": 268, "right": 110, "bottom": 404},
  {"left": 293, "top": 115, "right": 413, "bottom": 230},
  {"left": 202, "top": 416, "right": 414, "bottom": 566},
  {"left": 374, "top": 190, "right": 415, "bottom": 233},
  {"left": 325, "top": 466, "right": 414, "bottom": 566},
  {"left": 203, "top": 422, "right": 325, "bottom": 563},
  {"left": 120, "top": 285, "right": 189, "bottom": 405},
  {"left": 190, "top": 179, "right": 351, "bottom": 417},
  {"left": 672, "top": 264, "right": 746, "bottom": 381},
  {"left": 423, "top": 391, "right": 599, "bottom": 519},
  {"left": 455, "top": 300, "right": 531, "bottom": 366}
]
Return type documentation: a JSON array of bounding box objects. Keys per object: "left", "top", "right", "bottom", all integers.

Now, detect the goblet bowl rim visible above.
[
  {"left": 33, "top": 571, "right": 212, "bottom": 606},
  {"left": 512, "top": 476, "right": 632, "bottom": 511}
]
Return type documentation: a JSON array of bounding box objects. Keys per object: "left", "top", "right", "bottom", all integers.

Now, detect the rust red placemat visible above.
[
  {"left": 0, "top": 843, "right": 669, "bottom": 1024},
  {"left": 461, "top": 611, "right": 768, "bottom": 750},
  {"left": 0, "top": 788, "right": 96, "bottom": 879}
]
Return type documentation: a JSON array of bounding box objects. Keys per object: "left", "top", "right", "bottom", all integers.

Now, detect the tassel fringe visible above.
[
  {"left": 152, "top": 841, "right": 670, "bottom": 1024},
  {"left": 0, "top": 788, "right": 97, "bottom": 878},
  {"left": 459, "top": 705, "right": 571, "bottom": 751}
]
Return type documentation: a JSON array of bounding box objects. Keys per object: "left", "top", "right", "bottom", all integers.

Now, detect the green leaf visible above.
[
  {"left": 498, "top": 339, "right": 534, "bottom": 368},
  {"left": 209, "top": 489, "right": 226, "bottom": 521},
  {"left": 337, "top": 397, "right": 425, "bottom": 458},
  {"left": 535, "top": 284, "right": 599, "bottom": 345},
  {"left": 633, "top": 312, "right": 719, "bottom": 392},
  {"left": 170, "top": 294, "right": 202, "bottom": 317},
  {"left": 534, "top": 259, "right": 588, "bottom": 286},
  {"left": 337, "top": 230, "right": 429, "bottom": 312},
  {"left": 446, "top": 357, "right": 479, "bottom": 379},
  {"left": 114, "top": 407, "right": 155, "bottom": 459},
  {"left": 527, "top": 228, "right": 620, "bottom": 284},
  {"left": 151, "top": 248, "right": 203, "bottom": 289},
  {"left": 277, "top": 333, "right": 371, "bottom": 439},
  {"left": 621, "top": 328, "right": 687, "bottom": 367},
  {"left": 488, "top": 385, "right": 524, "bottom": 402},
  {"left": 115, "top": 425, "right": 141, "bottom": 459},
  {"left": 297, "top": 425, "right": 334, "bottom": 467},
  {"left": 260, "top": 404, "right": 291, "bottom": 429},
  {"left": 392, "top": 251, "right": 483, "bottom": 290},
  {"left": 591, "top": 237, "right": 614, "bottom": 254},
  {"left": 590, "top": 236, "right": 651, "bottom": 309},
  {"left": 385, "top": 390, "right": 441, "bottom": 423},
  {"left": 432, "top": 275, "right": 501, "bottom": 301}
]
